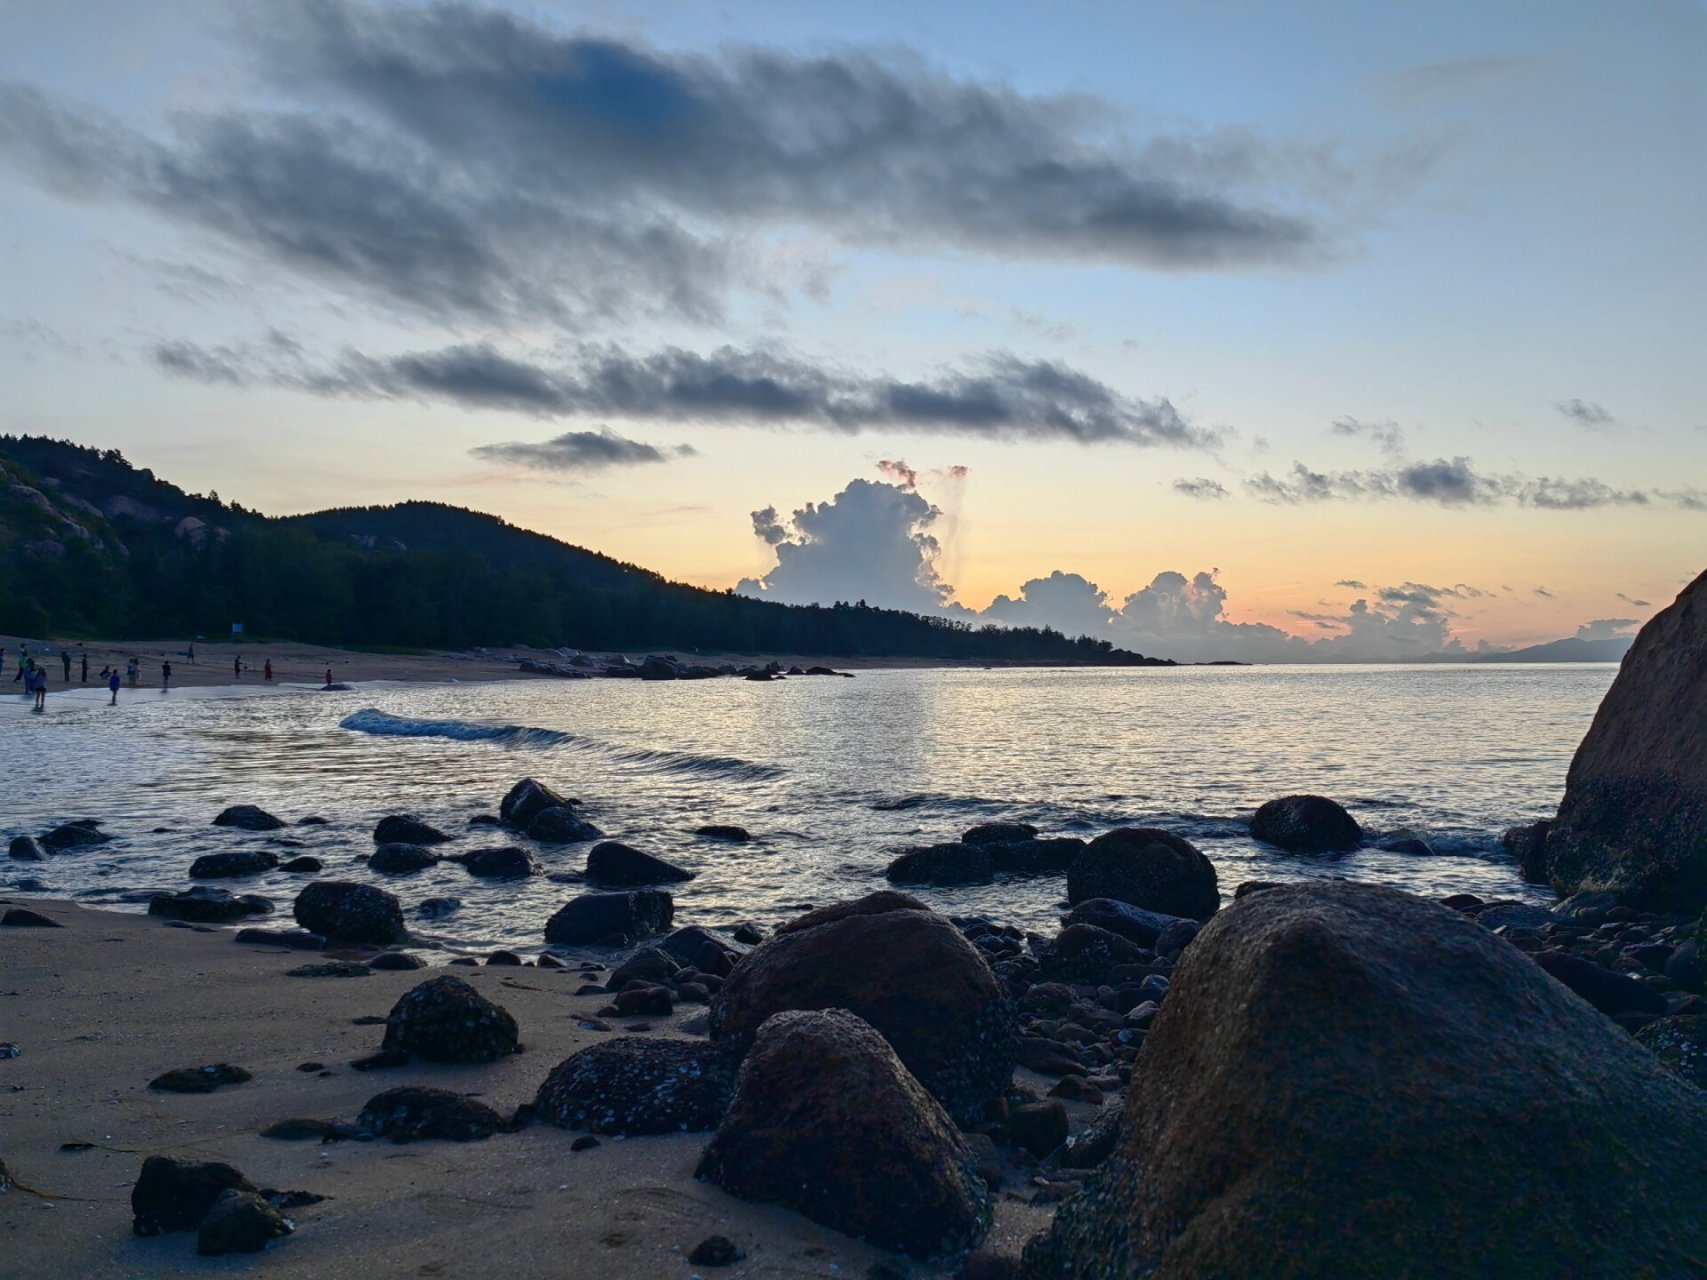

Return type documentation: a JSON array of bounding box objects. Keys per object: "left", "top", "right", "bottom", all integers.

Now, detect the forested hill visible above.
[{"left": 0, "top": 436, "right": 1173, "bottom": 665}]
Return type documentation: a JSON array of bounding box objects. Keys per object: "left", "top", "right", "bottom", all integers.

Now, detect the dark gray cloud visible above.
[
  {"left": 1335, "top": 579, "right": 1369, "bottom": 590},
  {"left": 1330, "top": 415, "right": 1405, "bottom": 456},
  {"left": 1616, "top": 592, "right": 1652, "bottom": 608},
  {"left": 471, "top": 429, "right": 693, "bottom": 472},
  {"left": 151, "top": 338, "right": 1211, "bottom": 446},
  {"left": 1228, "top": 457, "right": 1687, "bottom": 510},
  {"left": 1554, "top": 398, "right": 1617, "bottom": 428},
  {"left": 1171, "top": 476, "right": 1229, "bottom": 499},
  {"left": 1533, "top": 586, "right": 1554, "bottom": 598},
  {"left": 1575, "top": 618, "right": 1638, "bottom": 642}
]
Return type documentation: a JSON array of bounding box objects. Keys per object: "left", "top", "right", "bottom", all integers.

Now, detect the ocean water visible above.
[{"left": 3, "top": 664, "right": 1616, "bottom": 952}]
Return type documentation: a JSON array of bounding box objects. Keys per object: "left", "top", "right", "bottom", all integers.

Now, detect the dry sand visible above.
[{"left": 0, "top": 901, "right": 1058, "bottom": 1278}]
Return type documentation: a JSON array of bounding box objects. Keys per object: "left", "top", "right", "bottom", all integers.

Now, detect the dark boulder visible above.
[
  {"left": 1022, "top": 882, "right": 1707, "bottom": 1279},
  {"left": 373, "top": 814, "right": 451, "bottom": 846},
  {"left": 459, "top": 846, "right": 541, "bottom": 878},
  {"left": 697, "top": 1008, "right": 991, "bottom": 1262},
  {"left": 695, "top": 825, "right": 752, "bottom": 842},
  {"left": 1250, "top": 794, "right": 1362, "bottom": 853},
  {"left": 147, "top": 888, "right": 271, "bottom": 923},
  {"left": 640, "top": 654, "right": 680, "bottom": 680},
  {"left": 709, "top": 891, "right": 1014, "bottom": 1126},
  {"left": 131, "top": 1155, "right": 255, "bottom": 1236},
  {"left": 1, "top": 907, "right": 62, "bottom": 928},
  {"left": 1063, "top": 898, "right": 1191, "bottom": 948},
  {"left": 1040, "top": 923, "right": 1145, "bottom": 982},
  {"left": 369, "top": 951, "right": 426, "bottom": 971},
  {"left": 608, "top": 945, "right": 680, "bottom": 989},
  {"left": 417, "top": 897, "right": 460, "bottom": 920},
  {"left": 527, "top": 806, "right": 604, "bottom": 844},
  {"left": 987, "top": 838, "right": 1086, "bottom": 876},
  {"left": 963, "top": 822, "right": 1039, "bottom": 846},
  {"left": 367, "top": 843, "right": 440, "bottom": 875},
  {"left": 212, "top": 805, "right": 286, "bottom": 832},
  {"left": 534, "top": 1038, "right": 736, "bottom": 1134},
  {"left": 543, "top": 890, "right": 673, "bottom": 946},
  {"left": 234, "top": 927, "right": 324, "bottom": 948},
  {"left": 381, "top": 975, "right": 519, "bottom": 1063},
  {"left": 292, "top": 881, "right": 407, "bottom": 945},
  {"left": 500, "top": 777, "right": 571, "bottom": 830},
  {"left": 279, "top": 856, "right": 322, "bottom": 873},
  {"left": 657, "top": 926, "right": 743, "bottom": 974},
  {"left": 196, "top": 1189, "right": 292, "bottom": 1255},
  {"left": 1546, "top": 570, "right": 1707, "bottom": 911},
  {"left": 1007, "top": 1100, "right": 1069, "bottom": 1158},
  {"left": 356, "top": 1086, "right": 508, "bottom": 1143},
  {"left": 1533, "top": 950, "right": 1668, "bottom": 1015},
  {"left": 1067, "top": 829, "right": 1219, "bottom": 921},
  {"left": 585, "top": 840, "right": 693, "bottom": 886},
  {"left": 1501, "top": 820, "right": 1553, "bottom": 885},
  {"left": 189, "top": 850, "right": 280, "bottom": 879},
  {"left": 8, "top": 835, "right": 46, "bottom": 861},
  {"left": 885, "top": 842, "right": 993, "bottom": 886},
  {"left": 41, "top": 819, "right": 110, "bottom": 851},
  {"left": 149, "top": 1064, "right": 252, "bottom": 1094}
]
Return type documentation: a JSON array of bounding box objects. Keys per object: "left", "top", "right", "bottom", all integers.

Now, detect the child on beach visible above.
[{"left": 31, "top": 667, "right": 47, "bottom": 711}]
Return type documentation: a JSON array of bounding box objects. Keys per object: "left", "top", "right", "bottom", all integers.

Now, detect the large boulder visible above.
[
  {"left": 147, "top": 887, "right": 272, "bottom": 923},
  {"left": 500, "top": 778, "right": 570, "bottom": 830},
  {"left": 367, "top": 843, "right": 440, "bottom": 875},
  {"left": 1063, "top": 898, "right": 1193, "bottom": 948},
  {"left": 374, "top": 814, "right": 451, "bottom": 845},
  {"left": 709, "top": 891, "right": 1014, "bottom": 1126},
  {"left": 534, "top": 1038, "right": 736, "bottom": 1135},
  {"left": 211, "top": 805, "right": 285, "bottom": 832},
  {"left": 543, "top": 890, "right": 673, "bottom": 946},
  {"left": 131, "top": 1155, "right": 256, "bottom": 1236},
  {"left": 885, "top": 842, "right": 993, "bottom": 885},
  {"left": 962, "top": 822, "right": 1039, "bottom": 845},
  {"left": 1250, "top": 794, "right": 1362, "bottom": 853},
  {"left": 41, "top": 819, "right": 111, "bottom": 851},
  {"left": 8, "top": 835, "right": 46, "bottom": 861},
  {"left": 697, "top": 1009, "right": 991, "bottom": 1263},
  {"left": 189, "top": 850, "right": 280, "bottom": 879},
  {"left": 356, "top": 1086, "right": 508, "bottom": 1143},
  {"left": 1501, "top": 820, "right": 1553, "bottom": 885},
  {"left": 196, "top": 1188, "right": 292, "bottom": 1255},
  {"left": 1066, "top": 829, "right": 1219, "bottom": 921},
  {"left": 1022, "top": 882, "right": 1707, "bottom": 1279},
  {"left": 459, "top": 846, "right": 541, "bottom": 878},
  {"left": 381, "top": 974, "right": 519, "bottom": 1062},
  {"left": 1546, "top": 570, "right": 1707, "bottom": 911},
  {"left": 584, "top": 841, "right": 693, "bottom": 886},
  {"left": 527, "top": 806, "right": 603, "bottom": 844},
  {"left": 986, "top": 837, "right": 1085, "bottom": 876},
  {"left": 293, "top": 881, "right": 407, "bottom": 945}
]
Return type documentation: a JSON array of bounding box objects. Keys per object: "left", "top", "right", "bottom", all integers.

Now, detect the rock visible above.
[
  {"left": 287, "top": 961, "right": 371, "bottom": 978},
  {"left": 1375, "top": 836, "right": 1434, "bottom": 855},
  {"left": 608, "top": 946, "right": 680, "bottom": 989},
  {"left": 1041, "top": 924, "right": 1145, "bottom": 982},
  {"left": 1501, "top": 820, "right": 1553, "bottom": 885},
  {"left": 534, "top": 1038, "right": 736, "bottom": 1134},
  {"left": 460, "top": 846, "right": 541, "bottom": 878},
  {"left": 41, "top": 819, "right": 111, "bottom": 851},
  {"left": 1063, "top": 898, "right": 1190, "bottom": 948},
  {"left": 615, "top": 985, "right": 673, "bottom": 1016},
  {"left": 195, "top": 1189, "right": 291, "bottom": 1255},
  {"left": 1473, "top": 901, "right": 1558, "bottom": 932},
  {"left": 260, "top": 1118, "right": 338, "bottom": 1141},
  {"left": 1015, "top": 1036, "right": 1082, "bottom": 1076},
  {"left": 349, "top": 1050, "right": 409, "bottom": 1072},
  {"left": 293, "top": 881, "right": 407, "bottom": 945},
  {"left": 585, "top": 841, "right": 693, "bottom": 886},
  {"left": 1635, "top": 1015, "right": 1707, "bottom": 1088},
  {"left": 709, "top": 891, "right": 1014, "bottom": 1126},
  {"left": 8, "top": 836, "right": 45, "bottom": 861},
  {"left": 687, "top": 1235, "right": 745, "bottom": 1267},
  {"left": 697, "top": 1009, "right": 991, "bottom": 1263},
  {"left": 731, "top": 922, "right": 763, "bottom": 945},
  {"left": 212, "top": 805, "right": 286, "bottom": 832},
  {"left": 986, "top": 838, "right": 1086, "bottom": 876},
  {"left": 1250, "top": 794, "right": 1362, "bottom": 853},
  {"left": 131, "top": 1155, "right": 256, "bottom": 1235},
  {"left": 234, "top": 926, "right": 324, "bottom": 948},
  {"left": 1, "top": 907, "right": 61, "bottom": 927},
  {"left": 356, "top": 1086, "right": 508, "bottom": 1143},
  {"left": 149, "top": 1064, "right": 252, "bottom": 1093},
  {"left": 373, "top": 814, "right": 452, "bottom": 845},
  {"left": 381, "top": 975, "right": 519, "bottom": 1063},
  {"left": 1154, "top": 919, "right": 1200, "bottom": 955},
  {"left": 1022, "top": 882, "right": 1707, "bottom": 1279},
  {"left": 500, "top": 777, "right": 571, "bottom": 830},
  {"left": 485, "top": 950, "right": 523, "bottom": 966},
  {"left": 1546, "top": 572, "right": 1707, "bottom": 911},
  {"left": 544, "top": 890, "right": 674, "bottom": 946},
  {"left": 640, "top": 654, "right": 679, "bottom": 680},
  {"left": 148, "top": 888, "right": 271, "bottom": 923},
  {"left": 1533, "top": 950, "right": 1668, "bottom": 1015},
  {"left": 1008, "top": 1099, "right": 1069, "bottom": 1157},
  {"left": 886, "top": 842, "right": 994, "bottom": 885},
  {"left": 527, "top": 806, "right": 604, "bottom": 844},
  {"left": 1054, "top": 1099, "right": 1124, "bottom": 1170},
  {"left": 657, "top": 926, "right": 743, "bottom": 974},
  {"left": 189, "top": 850, "right": 280, "bottom": 878},
  {"left": 368, "top": 952, "right": 426, "bottom": 971},
  {"left": 367, "top": 843, "right": 440, "bottom": 874},
  {"left": 279, "top": 856, "right": 322, "bottom": 873},
  {"left": 1066, "top": 829, "right": 1219, "bottom": 922},
  {"left": 695, "top": 825, "right": 752, "bottom": 842},
  {"left": 963, "top": 822, "right": 1040, "bottom": 846},
  {"left": 417, "top": 896, "right": 461, "bottom": 919},
  {"left": 1666, "top": 940, "right": 1702, "bottom": 993}
]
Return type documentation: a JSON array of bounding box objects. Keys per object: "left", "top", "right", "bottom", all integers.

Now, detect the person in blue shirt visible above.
[{"left": 108, "top": 669, "right": 122, "bottom": 706}]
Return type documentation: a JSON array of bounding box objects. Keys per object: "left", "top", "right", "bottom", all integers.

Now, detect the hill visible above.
[{"left": 0, "top": 435, "right": 1172, "bottom": 665}]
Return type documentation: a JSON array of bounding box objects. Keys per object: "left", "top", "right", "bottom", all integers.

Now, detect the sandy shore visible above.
[{"left": 0, "top": 900, "right": 1055, "bottom": 1277}]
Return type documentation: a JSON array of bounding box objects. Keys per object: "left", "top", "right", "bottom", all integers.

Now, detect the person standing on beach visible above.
[
  {"left": 60, "top": 649, "right": 71, "bottom": 681},
  {"left": 324, "top": 667, "right": 333, "bottom": 688},
  {"left": 263, "top": 659, "right": 273, "bottom": 681},
  {"left": 32, "top": 666, "right": 47, "bottom": 711},
  {"left": 108, "top": 669, "right": 121, "bottom": 705},
  {"left": 162, "top": 660, "right": 172, "bottom": 689},
  {"left": 188, "top": 641, "right": 196, "bottom": 664},
  {"left": 234, "top": 656, "right": 243, "bottom": 679},
  {"left": 80, "top": 652, "right": 87, "bottom": 683}
]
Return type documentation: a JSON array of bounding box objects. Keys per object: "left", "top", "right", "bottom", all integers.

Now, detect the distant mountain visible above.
[
  {"left": 0, "top": 435, "right": 1172, "bottom": 665},
  {"left": 1476, "top": 635, "right": 1635, "bottom": 664}
]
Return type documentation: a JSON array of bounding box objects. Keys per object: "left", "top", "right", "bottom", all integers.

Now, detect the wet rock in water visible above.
[
  {"left": 886, "top": 842, "right": 994, "bottom": 886},
  {"left": 148, "top": 888, "right": 271, "bottom": 923},
  {"left": 1, "top": 907, "right": 62, "bottom": 928},
  {"left": 189, "top": 850, "right": 280, "bottom": 879},
  {"left": 710, "top": 891, "right": 1015, "bottom": 1127},
  {"left": 1375, "top": 835, "right": 1435, "bottom": 856},
  {"left": 297, "top": 815, "right": 329, "bottom": 826},
  {"left": 1546, "top": 571, "right": 1707, "bottom": 912},
  {"left": 528, "top": 806, "right": 604, "bottom": 845},
  {"left": 212, "top": 805, "right": 286, "bottom": 832},
  {"left": 987, "top": 838, "right": 1086, "bottom": 876},
  {"left": 963, "top": 822, "right": 1040, "bottom": 846},
  {"left": 460, "top": 846, "right": 541, "bottom": 878},
  {"left": 131, "top": 1155, "right": 256, "bottom": 1235},
  {"left": 1501, "top": 821, "right": 1553, "bottom": 885},
  {"left": 1473, "top": 901, "right": 1556, "bottom": 933},
  {"left": 381, "top": 974, "right": 519, "bottom": 1063},
  {"left": 1021, "top": 882, "right": 1707, "bottom": 1280},
  {"left": 234, "top": 926, "right": 324, "bottom": 949},
  {"left": 695, "top": 825, "right": 752, "bottom": 843},
  {"left": 698, "top": 1008, "right": 991, "bottom": 1262},
  {"left": 1250, "top": 795, "right": 1363, "bottom": 853},
  {"left": 287, "top": 961, "right": 372, "bottom": 979},
  {"left": 543, "top": 890, "right": 674, "bottom": 946},
  {"left": 1063, "top": 898, "right": 1192, "bottom": 948},
  {"left": 41, "top": 819, "right": 111, "bottom": 851},
  {"left": 608, "top": 946, "right": 680, "bottom": 990},
  {"left": 731, "top": 923, "right": 763, "bottom": 945},
  {"left": 373, "top": 814, "right": 452, "bottom": 846},
  {"left": 1533, "top": 950, "right": 1668, "bottom": 1015},
  {"left": 500, "top": 777, "right": 572, "bottom": 830},
  {"left": 260, "top": 1118, "right": 339, "bottom": 1141},
  {"left": 687, "top": 1235, "right": 745, "bottom": 1267},
  {"left": 293, "top": 881, "right": 407, "bottom": 945},
  {"left": 534, "top": 1037, "right": 736, "bottom": 1135},
  {"left": 369, "top": 951, "right": 426, "bottom": 971},
  {"left": 657, "top": 926, "right": 744, "bottom": 974},
  {"left": 367, "top": 843, "right": 440, "bottom": 875},
  {"left": 1067, "top": 829, "right": 1220, "bottom": 922},
  {"left": 196, "top": 1189, "right": 292, "bottom": 1256},
  {"left": 149, "top": 1064, "right": 252, "bottom": 1094},
  {"left": 1636, "top": 1015, "right": 1707, "bottom": 1088},
  {"left": 585, "top": 841, "right": 693, "bottom": 886},
  {"left": 417, "top": 896, "right": 461, "bottom": 920},
  {"left": 8, "top": 836, "right": 46, "bottom": 861},
  {"left": 356, "top": 1086, "right": 508, "bottom": 1143},
  {"left": 279, "top": 856, "right": 322, "bottom": 873},
  {"left": 1007, "top": 1099, "right": 1069, "bottom": 1158}
]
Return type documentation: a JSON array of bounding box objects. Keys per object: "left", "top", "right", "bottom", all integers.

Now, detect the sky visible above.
[{"left": 1, "top": 0, "right": 1702, "bottom": 661}]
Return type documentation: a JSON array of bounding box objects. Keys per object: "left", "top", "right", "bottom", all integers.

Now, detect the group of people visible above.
[{"left": 8, "top": 639, "right": 334, "bottom": 709}]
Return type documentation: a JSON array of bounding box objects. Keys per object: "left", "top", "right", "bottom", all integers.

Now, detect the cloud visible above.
[
  {"left": 1385, "top": 56, "right": 1538, "bottom": 104},
  {"left": 151, "top": 338, "right": 1213, "bottom": 446},
  {"left": 1616, "top": 592, "right": 1652, "bottom": 608},
  {"left": 1575, "top": 618, "right": 1638, "bottom": 642},
  {"left": 983, "top": 571, "right": 1115, "bottom": 637},
  {"left": 877, "top": 460, "right": 920, "bottom": 490},
  {"left": 1236, "top": 456, "right": 1683, "bottom": 509},
  {"left": 470, "top": 429, "right": 694, "bottom": 472},
  {"left": 1335, "top": 579, "right": 1369, "bottom": 590},
  {"left": 1171, "top": 476, "right": 1229, "bottom": 499},
  {"left": 1330, "top": 415, "right": 1406, "bottom": 456},
  {"left": 1554, "top": 398, "right": 1617, "bottom": 429},
  {"left": 1533, "top": 586, "right": 1554, "bottom": 598}
]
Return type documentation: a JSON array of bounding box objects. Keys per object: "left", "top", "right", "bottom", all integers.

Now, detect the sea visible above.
[{"left": 4, "top": 664, "right": 1615, "bottom": 953}]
